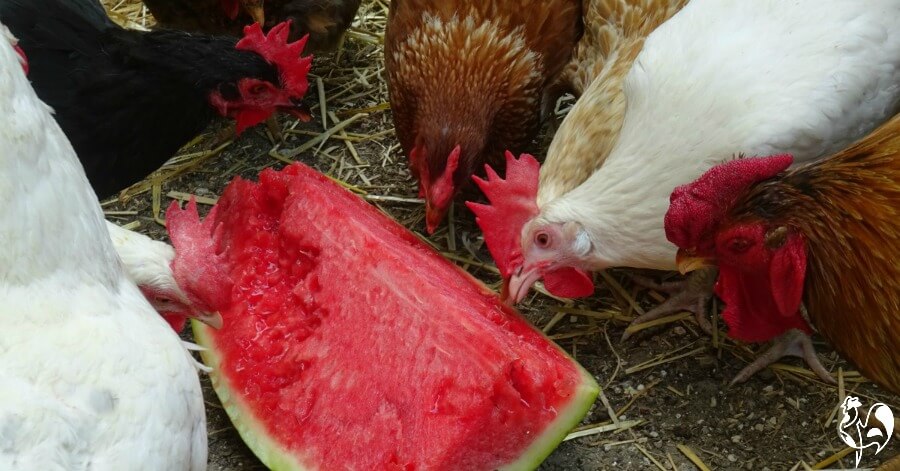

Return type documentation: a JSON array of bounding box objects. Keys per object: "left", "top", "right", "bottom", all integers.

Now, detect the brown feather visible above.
[
  {"left": 384, "top": 0, "right": 581, "bottom": 201},
  {"left": 538, "top": 0, "right": 687, "bottom": 204},
  {"left": 142, "top": 0, "right": 361, "bottom": 51},
  {"left": 730, "top": 113, "right": 900, "bottom": 394}
]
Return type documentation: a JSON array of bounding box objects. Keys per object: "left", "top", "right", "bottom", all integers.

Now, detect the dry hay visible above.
[{"left": 96, "top": 0, "right": 899, "bottom": 469}]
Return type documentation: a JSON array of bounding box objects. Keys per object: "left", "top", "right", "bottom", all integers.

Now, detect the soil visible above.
[{"left": 99, "top": 2, "right": 900, "bottom": 470}]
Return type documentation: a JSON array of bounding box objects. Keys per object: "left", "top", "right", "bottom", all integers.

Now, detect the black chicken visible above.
[{"left": 1, "top": 0, "right": 311, "bottom": 198}]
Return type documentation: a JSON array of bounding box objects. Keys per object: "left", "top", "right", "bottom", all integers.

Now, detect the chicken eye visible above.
[
  {"left": 727, "top": 237, "right": 753, "bottom": 254},
  {"left": 249, "top": 83, "right": 268, "bottom": 95},
  {"left": 534, "top": 231, "right": 552, "bottom": 249}
]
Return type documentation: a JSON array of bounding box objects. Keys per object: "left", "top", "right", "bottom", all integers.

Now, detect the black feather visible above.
[{"left": 0, "top": 0, "right": 280, "bottom": 197}]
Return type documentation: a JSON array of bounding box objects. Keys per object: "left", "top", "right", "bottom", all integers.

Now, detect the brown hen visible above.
[
  {"left": 672, "top": 113, "right": 900, "bottom": 393},
  {"left": 385, "top": 0, "right": 581, "bottom": 233}
]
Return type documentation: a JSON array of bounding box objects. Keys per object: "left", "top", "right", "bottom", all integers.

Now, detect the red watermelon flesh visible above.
[{"left": 175, "top": 163, "right": 599, "bottom": 470}]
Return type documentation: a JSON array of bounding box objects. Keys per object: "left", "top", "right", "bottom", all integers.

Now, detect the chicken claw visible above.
[
  {"left": 622, "top": 268, "right": 717, "bottom": 341},
  {"left": 731, "top": 329, "right": 835, "bottom": 385}
]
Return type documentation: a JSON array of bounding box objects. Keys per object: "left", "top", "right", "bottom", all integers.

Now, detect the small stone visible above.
[
  {"left": 672, "top": 326, "right": 686, "bottom": 335},
  {"left": 728, "top": 454, "right": 738, "bottom": 462},
  {"left": 731, "top": 435, "right": 742, "bottom": 443},
  {"left": 649, "top": 431, "right": 659, "bottom": 438}
]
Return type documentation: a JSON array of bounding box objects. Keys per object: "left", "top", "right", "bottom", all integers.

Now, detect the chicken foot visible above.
[
  {"left": 622, "top": 267, "right": 717, "bottom": 341},
  {"left": 731, "top": 329, "right": 835, "bottom": 385}
]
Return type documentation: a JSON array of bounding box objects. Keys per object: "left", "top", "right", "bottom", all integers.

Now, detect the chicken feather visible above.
[
  {"left": 386, "top": 0, "right": 581, "bottom": 233},
  {"left": 0, "top": 24, "right": 206, "bottom": 470}
]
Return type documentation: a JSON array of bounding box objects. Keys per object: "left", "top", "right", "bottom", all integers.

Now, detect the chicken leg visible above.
[
  {"left": 622, "top": 267, "right": 717, "bottom": 341},
  {"left": 731, "top": 329, "right": 835, "bottom": 385}
]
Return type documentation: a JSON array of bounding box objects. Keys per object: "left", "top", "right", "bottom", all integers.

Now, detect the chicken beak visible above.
[
  {"left": 424, "top": 203, "right": 448, "bottom": 235},
  {"left": 504, "top": 265, "right": 543, "bottom": 305},
  {"left": 676, "top": 248, "right": 715, "bottom": 274},
  {"left": 193, "top": 311, "right": 224, "bottom": 329},
  {"left": 244, "top": 3, "right": 265, "bottom": 25},
  {"left": 285, "top": 102, "right": 312, "bottom": 122}
]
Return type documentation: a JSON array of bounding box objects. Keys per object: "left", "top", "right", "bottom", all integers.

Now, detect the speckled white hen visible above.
[{"left": 0, "top": 24, "right": 207, "bottom": 471}]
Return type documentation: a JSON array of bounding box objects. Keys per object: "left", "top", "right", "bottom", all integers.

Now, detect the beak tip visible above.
[
  {"left": 199, "top": 312, "right": 224, "bottom": 330},
  {"left": 675, "top": 258, "right": 714, "bottom": 275}
]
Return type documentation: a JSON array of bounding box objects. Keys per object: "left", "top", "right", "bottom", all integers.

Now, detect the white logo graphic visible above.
[{"left": 837, "top": 396, "right": 894, "bottom": 468}]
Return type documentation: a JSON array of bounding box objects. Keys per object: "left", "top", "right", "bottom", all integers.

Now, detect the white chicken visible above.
[
  {"left": 106, "top": 220, "right": 223, "bottom": 332},
  {"left": 505, "top": 0, "right": 900, "bottom": 374},
  {"left": 0, "top": 24, "right": 207, "bottom": 470}
]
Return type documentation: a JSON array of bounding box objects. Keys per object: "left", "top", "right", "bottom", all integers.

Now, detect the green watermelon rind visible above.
[
  {"left": 500, "top": 365, "right": 598, "bottom": 471},
  {"left": 193, "top": 321, "right": 309, "bottom": 471},
  {"left": 194, "top": 319, "right": 598, "bottom": 471}
]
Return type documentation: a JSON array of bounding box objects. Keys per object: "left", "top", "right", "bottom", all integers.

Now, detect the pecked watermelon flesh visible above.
[{"left": 170, "top": 163, "right": 599, "bottom": 470}]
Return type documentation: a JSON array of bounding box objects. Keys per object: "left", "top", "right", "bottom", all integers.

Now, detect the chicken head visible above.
[
  {"left": 166, "top": 199, "right": 234, "bottom": 331},
  {"left": 468, "top": 152, "right": 594, "bottom": 304},
  {"left": 208, "top": 21, "right": 313, "bottom": 134},
  {"left": 665, "top": 155, "right": 812, "bottom": 342},
  {"left": 411, "top": 144, "right": 461, "bottom": 234},
  {"left": 106, "top": 220, "right": 225, "bottom": 332}
]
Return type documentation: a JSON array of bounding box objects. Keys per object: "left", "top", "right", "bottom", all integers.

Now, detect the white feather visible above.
[
  {"left": 542, "top": 0, "right": 900, "bottom": 271},
  {"left": 0, "top": 24, "right": 206, "bottom": 471}
]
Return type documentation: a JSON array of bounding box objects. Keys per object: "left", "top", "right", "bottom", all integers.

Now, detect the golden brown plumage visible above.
[
  {"left": 538, "top": 0, "right": 688, "bottom": 204},
  {"left": 726, "top": 114, "right": 900, "bottom": 394},
  {"left": 141, "top": 0, "right": 361, "bottom": 52},
  {"left": 385, "top": 0, "right": 581, "bottom": 233}
]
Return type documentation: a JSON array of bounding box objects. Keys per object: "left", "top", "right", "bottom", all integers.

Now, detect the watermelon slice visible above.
[{"left": 173, "top": 163, "right": 599, "bottom": 470}]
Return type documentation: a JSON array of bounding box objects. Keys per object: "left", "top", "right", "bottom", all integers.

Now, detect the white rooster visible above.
[
  {"left": 0, "top": 25, "right": 207, "bottom": 470},
  {"left": 506, "top": 0, "right": 900, "bottom": 378}
]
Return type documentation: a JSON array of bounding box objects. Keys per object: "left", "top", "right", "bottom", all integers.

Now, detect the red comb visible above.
[
  {"left": 237, "top": 21, "right": 313, "bottom": 99},
  {"left": 468, "top": 152, "right": 594, "bottom": 299},
  {"left": 467, "top": 151, "right": 541, "bottom": 278},
  {"left": 13, "top": 44, "right": 27, "bottom": 75},
  {"left": 665, "top": 155, "right": 793, "bottom": 251},
  {"left": 166, "top": 199, "right": 234, "bottom": 313}
]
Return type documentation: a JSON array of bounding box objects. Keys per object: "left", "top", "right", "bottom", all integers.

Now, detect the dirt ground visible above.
[{"left": 99, "top": 1, "right": 900, "bottom": 470}]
